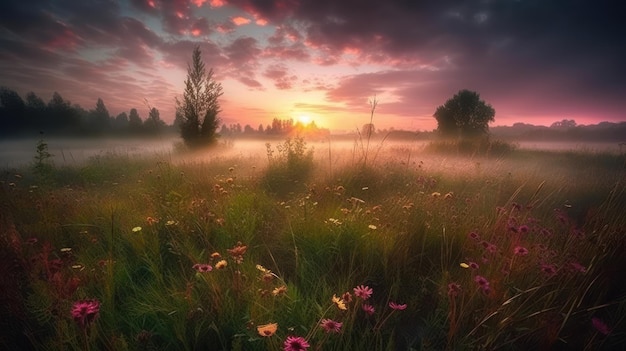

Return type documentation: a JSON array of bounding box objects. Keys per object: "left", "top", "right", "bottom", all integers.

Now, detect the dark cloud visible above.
[{"left": 263, "top": 64, "right": 297, "bottom": 90}]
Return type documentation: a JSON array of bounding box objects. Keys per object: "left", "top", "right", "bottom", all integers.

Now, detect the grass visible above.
[{"left": 0, "top": 137, "right": 625, "bottom": 350}]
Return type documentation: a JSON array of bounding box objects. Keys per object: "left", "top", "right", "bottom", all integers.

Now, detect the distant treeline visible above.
[
  {"left": 490, "top": 120, "right": 626, "bottom": 141},
  {"left": 0, "top": 87, "right": 173, "bottom": 138}
]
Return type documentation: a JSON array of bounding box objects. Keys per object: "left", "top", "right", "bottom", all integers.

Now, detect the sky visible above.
[{"left": 0, "top": 0, "right": 624, "bottom": 132}]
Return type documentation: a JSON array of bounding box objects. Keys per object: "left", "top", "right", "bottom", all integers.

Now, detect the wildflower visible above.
[
  {"left": 468, "top": 261, "right": 479, "bottom": 270},
  {"left": 460, "top": 262, "right": 469, "bottom": 269},
  {"left": 389, "top": 302, "right": 407, "bottom": 310},
  {"left": 468, "top": 231, "right": 480, "bottom": 241},
  {"left": 341, "top": 291, "right": 353, "bottom": 303},
  {"left": 273, "top": 285, "right": 287, "bottom": 296},
  {"left": 362, "top": 304, "right": 375, "bottom": 315},
  {"left": 256, "top": 264, "right": 271, "bottom": 273},
  {"left": 353, "top": 285, "right": 373, "bottom": 300},
  {"left": 192, "top": 263, "right": 212, "bottom": 272},
  {"left": 332, "top": 294, "right": 347, "bottom": 310},
  {"left": 165, "top": 220, "right": 177, "bottom": 226},
  {"left": 132, "top": 226, "right": 142, "bottom": 233},
  {"left": 229, "top": 167, "right": 235, "bottom": 172},
  {"left": 591, "top": 317, "right": 611, "bottom": 335},
  {"left": 568, "top": 261, "right": 587, "bottom": 273},
  {"left": 431, "top": 192, "right": 441, "bottom": 198},
  {"left": 320, "top": 319, "right": 342, "bottom": 333},
  {"left": 447, "top": 283, "right": 461, "bottom": 297},
  {"left": 283, "top": 336, "right": 310, "bottom": 351},
  {"left": 513, "top": 246, "right": 529, "bottom": 256},
  {"left": 146, "top": 217, "right": 159, "bottom": 225},
  {"left": 60, "top": 247, "right": 72, "bottom": 252},
  {"left": 257, "top": 323, "right": 278, "bottom": 337},
  {"left": 368, "top": 224, "right": 377, "bottom": 230},
  {"left": 518, "top": 225, "right": 529, "bottom": 234},
  {"left": 474, "top": 275, "right": 489, "bottom": 288},
  {"left": 71, "top": 299, "right": 100, "bottom": 328},
  {"left": 227, "top": 242, "right": 247, "bottom": 264},
  {"left": 444, "top": 192, "right": 453, "bottom": 199},
  {"left": 210, "top": 252, "right": 221, "bottom": 259},
  {"left": 215, "top": 260, "right": 228, "bottom": 270}
]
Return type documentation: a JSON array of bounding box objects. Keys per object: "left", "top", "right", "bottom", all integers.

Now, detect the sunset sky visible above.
[{"left": 0, "top": 0, "right": 624, "bottom": 132}]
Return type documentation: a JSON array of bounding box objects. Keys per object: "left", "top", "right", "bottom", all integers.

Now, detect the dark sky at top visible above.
[{"left": 0, "top": 0, "right": 624, "bottom": 130}]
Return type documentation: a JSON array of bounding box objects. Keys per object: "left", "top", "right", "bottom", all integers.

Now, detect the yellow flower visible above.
[
  {"left": 368, "top": 224, "right": 377, "bottom": 230},
  {"left": 215, "top": 260, "right": 228, "bottom": 269},
  {"left": 460, "top": 262, "right": 470, "bottom": 269},
  {"left": 272, "top": 285, "right": 287, "bottom": 296},
  {"left": 132, "top": 226, "right": 142, "bottom": 232},
  {"left": 257, "top": 323, "right": 278, "bottom": 337},
  {"left": 332, "top": 294, "right": 347, "bottom": 310}
]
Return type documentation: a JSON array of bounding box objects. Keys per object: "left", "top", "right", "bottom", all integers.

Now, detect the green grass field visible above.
[{"left": 1, "top": 137, "right": 624, "bottom": 350}]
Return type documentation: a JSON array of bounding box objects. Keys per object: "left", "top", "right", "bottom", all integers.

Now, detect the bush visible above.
[{"left": 263, "top": 136, "right": 314, "bottom": 195}]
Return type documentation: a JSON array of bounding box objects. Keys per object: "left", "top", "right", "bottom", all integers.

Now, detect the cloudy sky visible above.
[{"left": 0, "top": 0, "right": 623, "bottom": 132}]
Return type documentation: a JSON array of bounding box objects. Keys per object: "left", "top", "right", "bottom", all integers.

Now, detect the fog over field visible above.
[{"left": 1, "top": 136, "right": 623, "bottom": 169}]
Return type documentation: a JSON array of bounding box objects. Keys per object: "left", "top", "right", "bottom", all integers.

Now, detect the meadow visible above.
[{"left": 1, "top": 136, "right": 625, "bottom": 350}]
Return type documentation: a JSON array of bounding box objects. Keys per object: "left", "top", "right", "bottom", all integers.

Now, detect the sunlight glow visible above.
[{"left": 297, "top": 114, "right": 312, "bottom": 125}]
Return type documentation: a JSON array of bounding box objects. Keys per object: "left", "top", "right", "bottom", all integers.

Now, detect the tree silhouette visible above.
[
  {"left": 128, "top": 108, "right": 142, "bottom": 134},
  {"left": 434, "top": 90, "right": 495, "bottom": 138},
  {"left": 176, "top": 46, "right": 223, "bottom": 148},
  {"left": 144, "top": 107, "right": 166, "bottom": 134}
]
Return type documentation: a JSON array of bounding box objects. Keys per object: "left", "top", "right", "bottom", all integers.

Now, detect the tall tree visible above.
[
  {"left": 143, "top": 107, "right": 166, "bottom": 134},
  {"left": 434, "top": 90, "right": 495, "bottom": 138},
  {"left": 89, "top": 98, "right": 111, "bottom": 133},
  {"left": 128, "top": 108, "right": 143, "bottom": 133},
  {"left": 176, "top": 46, "right": 223, "bottom": 148}
]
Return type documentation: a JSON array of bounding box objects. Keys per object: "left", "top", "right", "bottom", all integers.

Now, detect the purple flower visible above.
[
  {"left": 447, "top": 283, "right": 461, "bottom": 297},
  {"left": 284, "top": 336, "right": 310, "bottom": 351},
  {"left": 592, "top": 317, "right": 611, "bottom": 335},
  {"left": 362, "top": 304, "right": 375, "bottom": 316},
  {"left": 320, "top": 319, "right": 342, "bottom": 333},
  {"left": 353, "top": 285, "right": 373, "bottom": 300},
  {"left": 389, "top": 302, "right": 407, "bottom": 310},
  {"left": 71, "top": 299, "right": 100, "bottom": 328},
  {"left": 513, "top": 246, "right": 529, "bottom": 256}
]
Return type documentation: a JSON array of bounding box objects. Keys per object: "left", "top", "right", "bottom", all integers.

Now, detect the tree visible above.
[
  {"left": 434, "top": 89, "right": 495, "bottom": 138},
  {"left": 143, "top": 107, "right": 166, "bottom": 134},
  {"left": 176, "top": 46, "right": 223, "bottom": 148},
  {"left": 128, "top": 108, "right": 143, "bottom": 133},
  {"left": 88, "top": 98, "right": 111, "bottom": 133}
]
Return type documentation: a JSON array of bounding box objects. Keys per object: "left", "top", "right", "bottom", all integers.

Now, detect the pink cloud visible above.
[
  {"left": 232, "top": 16, "right": 252, "bottom": 26},
  {"left": 192, "top": 0, "right": 208, "bottom": 6},
  {"left": 256, "top": 18, "right": 268, "bottom": 26},
  {"left": 209, "top": 0, "right": 226, "bottom": 7}
]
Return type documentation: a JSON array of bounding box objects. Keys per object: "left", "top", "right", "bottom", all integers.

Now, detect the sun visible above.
[{"left": 297, "top": 114, "right": 312, "bottom": 125}]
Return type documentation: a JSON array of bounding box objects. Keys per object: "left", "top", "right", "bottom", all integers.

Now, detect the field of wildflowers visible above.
[{"left": 0, "top": 137, "right": 624, "bottom": 350}]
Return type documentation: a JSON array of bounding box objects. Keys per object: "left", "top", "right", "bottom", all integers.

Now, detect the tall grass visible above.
[{"left": 0, "top": 138, "right": 624, "bottom": 350}]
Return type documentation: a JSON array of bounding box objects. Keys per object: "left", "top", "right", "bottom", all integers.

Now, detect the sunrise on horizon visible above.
[{"left": 0, "top": 0, "right": 624, "bottom": 132}]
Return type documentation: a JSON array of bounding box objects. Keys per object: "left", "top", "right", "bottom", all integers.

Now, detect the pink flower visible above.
[
  {"left": 192, "top": 263, "right": 213, "bottom": 272},
  {"left": 474, "top": 275, "right": 489, "bottom": 287},
  {"left": 569, "top": 261, "right": 587, "bottom": 273},
  {"left": 591, "top": 317, "right": 611, "bottom": 335},
  {"left": 320, "top": 319, "right": 342, "bottom": 333},
  {"left": 513, "top": 246, "right": 529, "bottom": 256},
  {"left": 447, "top": 283, "right": 461, "bottom": 297},
  {"left": 71, "top": 299, "right": 100, "bottom": 328},
  {"left": 468, "top": 231, "right": 480, "bottom": 241},
  {"left": 362, "top": 304, "right": 375, "bottom": 316},
  {"left": 518, "top": 225, "right": 529, "bottom": 234},
  {"left": 468, "top": 261, "right": 479, "bottom": 270},
  {"left": 283, "top": 336, "right": 310, "bottom": 351},
  {"left": 540, "top": 263, "right": 557, "bottom": 277},
  {"left": 389, "top": 302, "right": 407, "bottom": 310},
  {"left": 353, "top": 285, "right": 373, "bottom": 300}
]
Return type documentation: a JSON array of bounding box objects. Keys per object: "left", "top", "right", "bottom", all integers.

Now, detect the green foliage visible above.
[
  {"left": 176, "top": 46, "right": 224, "bottom": 148},
  {"left": 434, "top": 89, "right": 496, "bottom": 139},
  {"left": 2, "top": 143, "right": 625, "bottom": 350},
  {"left": 263, "top": 136, "right": 314, "bottom": 195},
  {"left": 32, "top": 138, "right": 55, "bottom": 184}
]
